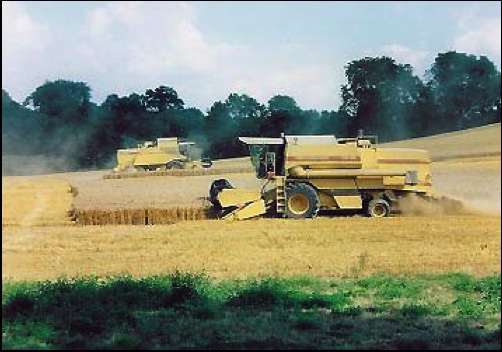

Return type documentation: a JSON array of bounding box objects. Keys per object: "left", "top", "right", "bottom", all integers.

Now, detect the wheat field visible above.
[
  {"left": 2, "top": 179, "right": 75, "bottom": 227},
  {"left": 2, "top": 124, "right": 501, "bottom": 281},
  {"left": 381, "top": 123, "right": 501, "bottom": 160},
  {"left": 2, "top": 215, "right": 500, "bottom": 281}
]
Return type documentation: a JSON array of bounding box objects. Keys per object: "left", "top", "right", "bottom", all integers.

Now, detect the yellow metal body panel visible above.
[
  {"left": 223, "top": 199, "right": 267, "bottom": 221},
  {"left": 217, "top": 189, "right": 262, "bottom": 208},
  {"left": 355, "top": 177, "right": 384, "bottom": 190},
  {"left": 133, "top": 152, "right": 182, "bottom": 166},
  {"left": 285, "top": 144, "right": 432, "bottom": 195},
  {"left": 157, "top": 137, "right": 179, "bottom": 149},
  {"left": 359, "top": 147, "right": 378, "bottom": 168},
  {"left": 333, "top": 195, "right": 363, "bottom": 209},
  {"left": 116, "top": 149, "right": 138, "bottom": 171},
  {"left": 286, "top": 144, "right": 362, "bottom": 170},
  {"left": 318, "top": 192, "right": 336, "bottom": 207},
  {"left": 115, "top": 138, "right": 189, "bottom": 171},
  {"left": 383, "top": 175, "right": 406, "bottom": 186},
  {"left": 289, "top": 167, "right": 407, "bottom": 178},
  {"left": 311, "top": 178, "right": 358, "bottom": 190},
  {"left": 376, "top": 148, "right": 431, "bottom": 191}
]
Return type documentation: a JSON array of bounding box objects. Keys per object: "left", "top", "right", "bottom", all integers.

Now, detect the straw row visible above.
[
  {"left": 75, "top": 206, "right": 217, "bottom": 225},
  {"left": 103, "top": 167, "right": 253, "bottom": 179}
]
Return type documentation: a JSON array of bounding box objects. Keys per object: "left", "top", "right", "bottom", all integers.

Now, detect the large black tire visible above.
[
  {"left": 285, "top": 183, "right": 320, "bottom": 219},
  {"left": 201, "top": 158, "right": 213, "bottom": 169},
  {"left": 167, "top": 160, "right": 184, "bottom": 169},
  {"left": 366, "top": 199, "right": 391, "bottom": 218},
  {"left": 142, "top": 165, "right": 157, "bottom": 172}
]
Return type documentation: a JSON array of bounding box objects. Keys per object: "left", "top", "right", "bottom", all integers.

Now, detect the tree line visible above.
[{"left": 2, "top": 51, "right": 500, "bottom": 171}]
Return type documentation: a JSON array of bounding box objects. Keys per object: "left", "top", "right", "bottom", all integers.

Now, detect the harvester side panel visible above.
[
  {"left": 332, "top": 195, "right": 363, "bottom": 209},
  {"left": 285, "top": 144, "right": 362, "bottom": 170},
  {"left": 376, "top": 147, "right": 431, "bottom": 191},
  {"left": 133, "top": 152, "right": 182, "bottom": 167},
  {"left": 116, "top": 149, "right": 139, "bottom": 171},
  {"left": 307, "top": 178, "right": 358, "bottom": 190}
]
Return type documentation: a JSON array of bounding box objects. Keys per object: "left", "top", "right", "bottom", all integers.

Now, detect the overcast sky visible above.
[{"left": 2, "top": 1, "right": 501, "bottom": 111}]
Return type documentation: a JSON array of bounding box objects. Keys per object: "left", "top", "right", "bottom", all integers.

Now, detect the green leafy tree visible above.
[
  {"left": 321, "top": 110, "right": 349, "bottom": 137},
  {"left": 101, "top": 93, "right": 147, "bottom": 139},
  {"left": 2, "top": 89, "right": 44, "bottom": 155},
  {"left": 144, "top": 85, "right": 184, "bottom": 112},
  {"left": 206, "top": 93, "right": 267, "bottom": 158},
  {"left": 263, "top": 95, "right": 300, "bottom": 137},
  {"left": 21, "top": 80, "right": 95, "bottom": 161},
  {"left": 340, "top": 56, "right": 424, "bottom": 141},
  {"left": 225, "top": 93, "right": 268, "bottom": 135},
  {"left": 79, "top": 93, "right": 148, "bottom": 168},
  {"left": 426, "top": 51, "right": 501, "bottom": 131},
  {"left": 178, "top": 107, "right": 205, "bottom": 137},
  {"left": 264, "top": 95, "right": 343, "bottom": 137},
  {"left": 268, "top": 95, "right": 301, "bottom": 113},
  {"left": 23, "top": 79, "right": 91, "bottom": 126}
]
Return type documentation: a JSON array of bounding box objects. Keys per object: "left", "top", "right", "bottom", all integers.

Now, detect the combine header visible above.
[{"left": 209, "top": 133, "right": 433, "bottom": 220}]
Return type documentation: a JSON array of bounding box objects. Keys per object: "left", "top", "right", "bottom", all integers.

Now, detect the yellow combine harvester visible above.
[
  {"left": 114, "top": 137, "right": 211, "bottom": 172},
  {"left": 209, "top": 133, "right": 433, "bottom": 220}
]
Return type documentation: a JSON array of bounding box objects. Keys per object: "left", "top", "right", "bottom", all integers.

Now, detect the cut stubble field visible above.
[
  {"left": 2, "top": 215, "right": 500, "bottom": 281},
  {"left": 2, "top": 124, "right": 501, "bottom": 282}
]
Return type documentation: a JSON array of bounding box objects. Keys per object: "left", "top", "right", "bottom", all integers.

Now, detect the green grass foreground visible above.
[{"left": 2, "top": 273, "right": 501, "bottom": 350}]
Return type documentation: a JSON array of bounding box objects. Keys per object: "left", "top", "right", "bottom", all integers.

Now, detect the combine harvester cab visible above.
[{"left": 209, "top": 133, "right": 433, "bottom": 220}]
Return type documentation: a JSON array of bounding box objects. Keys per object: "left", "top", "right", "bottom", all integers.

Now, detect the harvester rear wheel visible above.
[
  {"left": 167, "top": 161, "right": 184, "bottom": 169},
  {"left": 285, "top": 183, "right": 320, "bottom": 219},
  {"left": 367, "top": 199, "right": 391, "bottom": 218}
]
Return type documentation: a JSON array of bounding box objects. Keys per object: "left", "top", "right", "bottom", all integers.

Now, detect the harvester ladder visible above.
[{"left": 276, "top": 176, "right": 286, "bottom": 215}]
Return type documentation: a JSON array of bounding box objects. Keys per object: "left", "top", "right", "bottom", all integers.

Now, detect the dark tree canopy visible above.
[
  {"left": 2, "top": 50, "right": 500, "bottom": 174},
  {"left": 2, "top": 89, "right": 44, "bottom": 155},
  {"left": 144, "top": 85, "right": 184, "bottom": 112},
  {"left": 340, "top": 56, "right": 424, "bottom": 141},
  {"left": 426, "top": 51, "right": 501, "bottom": 131},
  {"left": 206, "top": 94, "right": 268, "bottom": 158},
  {"left": 268, "top": 95, "right": 301, "bottom": 113},
  {"left": 23, "top": 79, "right": 91, "bottom": 125}
]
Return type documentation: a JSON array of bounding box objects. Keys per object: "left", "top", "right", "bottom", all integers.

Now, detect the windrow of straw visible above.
[
  {"left": 103, "top": 167, "right": 253, "bottom": 179},
  {"left": 75, "top": 206, "right": 216, "bottom": 225}
]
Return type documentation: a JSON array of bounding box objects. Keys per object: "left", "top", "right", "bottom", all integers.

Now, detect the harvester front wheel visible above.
[
  {"left": 285, "top": 183, "right": 320, "bottom": 219},
  {"left": 367, "top": 199, "right": 391, "bottom": 218}
]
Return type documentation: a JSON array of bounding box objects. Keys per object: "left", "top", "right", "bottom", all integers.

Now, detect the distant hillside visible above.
[{"left": 381, "top": 123, "right": 501, "bottom": 160}]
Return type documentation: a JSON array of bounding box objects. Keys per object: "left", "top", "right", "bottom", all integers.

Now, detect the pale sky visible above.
[{"left": 2, "top": 1, "right": 501, "bottom": 111}]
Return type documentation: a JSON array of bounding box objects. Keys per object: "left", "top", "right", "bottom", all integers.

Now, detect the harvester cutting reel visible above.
[{"left": 208, "top": 178, "right": 279, "bottom": 221}]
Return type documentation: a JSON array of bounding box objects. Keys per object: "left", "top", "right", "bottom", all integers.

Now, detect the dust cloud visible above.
[
  {"left": 396, "top": 193, "right": 467, "bottom": 216},
  {"left": 431, "top": 158, "right": 501, "bottom": 216},
  {"left": 2, "top": 155, "right": 71, "bottom": 176},
  {"left": 397, "top": 157, "right": 501, "bottom": 217}
]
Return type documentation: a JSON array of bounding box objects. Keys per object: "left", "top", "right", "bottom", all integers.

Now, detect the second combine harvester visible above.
[{"left": 209, "top": 133, "right": 432, "bottom": 220}]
